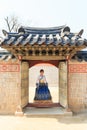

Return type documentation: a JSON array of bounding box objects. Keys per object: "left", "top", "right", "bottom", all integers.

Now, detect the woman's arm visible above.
[
  {"left": 36, "top": 76, "right": 39, "bottom": 83},
  {"left": 44, "top": 75, "right": 47, "bottom": 83}
]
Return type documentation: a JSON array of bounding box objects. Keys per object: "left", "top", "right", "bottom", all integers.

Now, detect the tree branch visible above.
[
  {"left": 5, "top": 16, "right": 20, "bottom": 32},
  {"left": 5, "top": 17, "right": 11, "bottom": 32}
]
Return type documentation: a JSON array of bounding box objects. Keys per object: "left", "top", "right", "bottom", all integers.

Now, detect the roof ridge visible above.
[{"left": 21, "top": 25, "right": 66, "bottom": 31}]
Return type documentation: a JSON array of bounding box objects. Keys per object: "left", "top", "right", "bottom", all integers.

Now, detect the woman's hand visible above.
[
  {"left": 36, "top": 83, "right": 38, "bottom": 87},
  {"left": 46, "top": 82, "right": 48, "bottom": 86}
]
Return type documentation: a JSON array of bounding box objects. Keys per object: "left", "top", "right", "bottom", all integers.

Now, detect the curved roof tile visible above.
[{"left": 0, "top": 25, "right": 86, "bottom": 47}]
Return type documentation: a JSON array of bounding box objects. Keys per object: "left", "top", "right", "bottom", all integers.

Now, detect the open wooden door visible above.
[{"left": 59, "top": 61, "right": 68, "bottom": 108}]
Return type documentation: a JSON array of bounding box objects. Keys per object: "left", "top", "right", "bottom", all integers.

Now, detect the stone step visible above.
[{"left": 23, "top": 107, "right": 72, "bottom": 117}]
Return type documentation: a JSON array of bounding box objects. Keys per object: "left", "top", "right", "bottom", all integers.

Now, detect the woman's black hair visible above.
[{"left": 40, "top": 69, "right": 44, "bottom": 72}]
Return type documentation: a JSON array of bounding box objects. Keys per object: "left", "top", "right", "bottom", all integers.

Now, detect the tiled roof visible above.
[
  {"left": 0, "top": 50, "right": 16, "bottom": 61},
  {"left": 72, "top": 51, "right": 87, "bottom": 62},
  {"left": 1, "top": 25, "right": 87, "bottom": 46}
]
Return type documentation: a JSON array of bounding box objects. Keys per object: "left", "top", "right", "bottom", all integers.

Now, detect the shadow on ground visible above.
[{"left": 25, "top": 112, "right": 87, "bottom": 124}]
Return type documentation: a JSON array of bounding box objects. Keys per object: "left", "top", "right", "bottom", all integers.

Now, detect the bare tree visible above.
[{"left": 5, "top": 16, "right": 20, "bottom": 32}]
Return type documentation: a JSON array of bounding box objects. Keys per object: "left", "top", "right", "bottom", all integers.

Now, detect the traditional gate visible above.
[{"left": 0, "top": 25, "right": 87, "bottom": 114}]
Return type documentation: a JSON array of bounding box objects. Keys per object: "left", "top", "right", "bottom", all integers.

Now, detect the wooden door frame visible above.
[{"left": 22, "top": 59, "right": 68, "bottom": 108}]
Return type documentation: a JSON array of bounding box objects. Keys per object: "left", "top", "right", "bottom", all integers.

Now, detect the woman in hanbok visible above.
[{"left": 34, "top": 69, "right": 52, "bottom": 100}]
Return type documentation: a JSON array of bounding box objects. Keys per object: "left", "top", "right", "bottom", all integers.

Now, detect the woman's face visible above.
[{"left": 40, "top": 71, "right": 44, "bottom": 76}]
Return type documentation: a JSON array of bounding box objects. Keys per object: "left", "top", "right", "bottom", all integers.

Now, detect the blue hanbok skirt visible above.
[{"left": 34, "top": 83, "right": 52, "bottom": 100}]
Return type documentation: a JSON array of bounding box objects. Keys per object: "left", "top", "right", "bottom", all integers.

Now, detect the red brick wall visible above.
[
  {"left": 1, "top": 59, "right": 87, "bottom": 114},
  {"left": 68, "top": 61, "right": 87, "bottom": 112},
  {"left": 0, "top": 60, "right": 21, "bottom": 114}
]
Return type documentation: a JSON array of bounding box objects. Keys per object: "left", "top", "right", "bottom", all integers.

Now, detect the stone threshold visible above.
[
  {"left": 23, "top": 107, "right": 72, "bottom": 117},
  {"left": 25, "top": 102, "right": 62, "bottom": 108}
]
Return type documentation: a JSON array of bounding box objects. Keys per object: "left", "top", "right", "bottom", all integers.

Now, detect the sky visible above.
[{"left": 0, "top": 0, "right": 87, "bottom": 38}]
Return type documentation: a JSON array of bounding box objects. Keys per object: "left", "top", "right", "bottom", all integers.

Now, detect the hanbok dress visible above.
[{"left": 34, "top": 75, "right": 52, "bottom": 100}]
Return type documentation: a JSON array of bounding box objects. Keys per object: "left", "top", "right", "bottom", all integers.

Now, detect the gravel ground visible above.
[{"left": 0, "top": 113, "right": 87, "bottom": 130}]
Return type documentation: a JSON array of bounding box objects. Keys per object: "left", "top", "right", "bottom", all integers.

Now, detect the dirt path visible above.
[{"left": 0, "top": 113, "right": 87, "bottom": 130}]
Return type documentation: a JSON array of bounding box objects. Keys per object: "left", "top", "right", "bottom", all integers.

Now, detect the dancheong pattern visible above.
[
  {"left": 0, "top": 64, "right": 20, "bottom": 72},
  {"left": 69, "top": 64, "right": 87, "bottom": 73}
]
